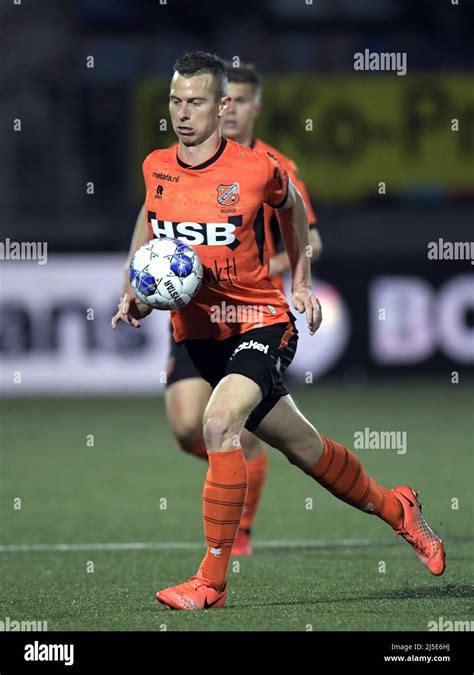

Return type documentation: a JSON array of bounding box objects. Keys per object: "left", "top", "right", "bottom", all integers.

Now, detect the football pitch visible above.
[{"left": 1, "top": 382, "right": 473, "bottom": 632}]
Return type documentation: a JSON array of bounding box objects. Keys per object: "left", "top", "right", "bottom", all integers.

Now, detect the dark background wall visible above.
[
  {"left": 0, "top": 0, "right": 472, "bottom": 389},
  {"left": 1, "top": 0, "right": 472, "bottom": 256}
]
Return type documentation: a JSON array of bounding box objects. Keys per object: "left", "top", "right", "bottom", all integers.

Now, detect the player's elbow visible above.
[
  {"left": 281, "top": 180, "right": 301, "bottom": 212},
  {"left": 293, "top": 184, "right": 308, "bottom": 224},
  {"left": 281, "top": 183, "right": 307, "bottom": 226}
]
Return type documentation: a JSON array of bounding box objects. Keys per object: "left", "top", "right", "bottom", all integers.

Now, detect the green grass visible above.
[{"left": 0, "top": 382, "right": 473, "bottom": 631}]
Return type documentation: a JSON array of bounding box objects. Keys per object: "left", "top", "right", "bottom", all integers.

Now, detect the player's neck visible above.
[
  {"left": 178, "top": 131, "right": 223, "bottom": 167},
  {"left": 233, "top": 131, "right": 254, "bottom": 148}
]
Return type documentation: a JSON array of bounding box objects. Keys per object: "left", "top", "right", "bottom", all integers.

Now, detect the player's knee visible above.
[
  {"left": 170, "top": 417, "right": 203, "bottom": 453},
  {"left": 176, "top": 435, "right": 203, "bottom": 456},
  {"left": 203, "top": 413, "right": 227, "bottom": 449},
  {"left": 285, "top": 431, "right": 323, "bottom": 473},
  {"left": 203, "top": 411, "right": 239, "bottom": 451}
]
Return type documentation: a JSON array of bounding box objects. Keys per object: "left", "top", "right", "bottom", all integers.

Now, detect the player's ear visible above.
[{"left": 218, "top": 96, "right": 232, "bottom": 117}]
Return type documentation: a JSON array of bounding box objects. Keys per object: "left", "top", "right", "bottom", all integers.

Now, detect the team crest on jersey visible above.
[{"left": 217, "top": 183, "right": 240, "bottom": 206}]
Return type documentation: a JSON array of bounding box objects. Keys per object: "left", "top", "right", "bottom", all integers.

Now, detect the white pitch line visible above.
[{"left": 0, "top": 538, "right": 378, "bottom": 553}]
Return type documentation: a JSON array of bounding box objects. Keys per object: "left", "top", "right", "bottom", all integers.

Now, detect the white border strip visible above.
[{"left": 0, "top": 538, "right": 378, "bottom": 553}]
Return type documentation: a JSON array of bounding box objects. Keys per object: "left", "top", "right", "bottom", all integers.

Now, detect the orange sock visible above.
[
  {"left": 312, "top": 435, "right": 403, "bottom": 529},
  {"left": 240, "top": 451, "right": 268, "bottom": 530},
  {"left": 198, "top": 448, "right": 248, "bottom": 589}
]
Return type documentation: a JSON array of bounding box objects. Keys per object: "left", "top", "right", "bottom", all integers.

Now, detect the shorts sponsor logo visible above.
[{"left": 231, "top": 340, "right": 269, "bottom": 357}]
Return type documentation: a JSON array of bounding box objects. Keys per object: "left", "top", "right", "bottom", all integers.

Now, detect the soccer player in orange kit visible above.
[
  {"left": 165, "top": 63, "right": 321, "bottom": 555},
  {"left": 112, "top": 51, "right": 445, "bottom": 610},
  {"left": 117, "top": 63, "right": 322, "bottom": 557}
]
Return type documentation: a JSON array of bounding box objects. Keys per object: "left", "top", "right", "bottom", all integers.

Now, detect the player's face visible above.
[
  {"left": 221, "top": 83, "right": 261, "bottom": 141},
  {"left": 169, "top": 72, "right": 230, "bottom": 146}
]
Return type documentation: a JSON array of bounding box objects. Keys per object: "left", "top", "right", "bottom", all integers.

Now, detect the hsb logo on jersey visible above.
[
  {"left": 148, "top": 212, "right": 242, "bottom": 249},
  {"left": 217, "top": 183, "right": 239, "bottom": 206}
]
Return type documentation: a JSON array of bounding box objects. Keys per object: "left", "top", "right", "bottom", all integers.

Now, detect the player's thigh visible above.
[
  {"left": 204, "top": 374, "right": 263, "bottom": 450},
  {"left": 253, "top": 394, "right": 323, "bottom": 470},
  {"left": 165, "top": 378, "right": 212, "bottom": 440}
]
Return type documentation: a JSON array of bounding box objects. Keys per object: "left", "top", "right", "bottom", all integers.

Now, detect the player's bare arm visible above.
[
  {"left": 111, "top": 203, "right": 153, "bottom": 329},
  {"left": 278, "top": 180, "right": 322, "bottom": 335},
  {"left": 122, "top": 203, "right": 149, "bottom": 292},
  {"left": 268, "top": 226, "right": 322, "bottom": 276}
]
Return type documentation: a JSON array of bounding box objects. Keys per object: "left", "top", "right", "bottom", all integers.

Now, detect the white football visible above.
[{"left": 129, "top": 237, "right": 203, "bottom": 310}]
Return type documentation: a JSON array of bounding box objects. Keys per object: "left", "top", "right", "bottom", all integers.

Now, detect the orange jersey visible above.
[
  {"left": 253, "top": 139, "right": 317, "bottom": 295},
  {"left": 142, "top": 138, "right": 291, "bottom": 341}
]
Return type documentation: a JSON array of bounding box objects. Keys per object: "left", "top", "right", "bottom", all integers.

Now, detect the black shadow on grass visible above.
[{"left": 232, "top": 583, "right": 473, "bottom": 610}]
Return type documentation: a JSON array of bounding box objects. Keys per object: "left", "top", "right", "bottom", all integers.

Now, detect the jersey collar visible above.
[{"left": 176, "top": 137, "right": 227, "bottom": 170}]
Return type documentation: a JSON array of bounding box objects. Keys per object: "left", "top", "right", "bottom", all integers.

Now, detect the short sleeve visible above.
[
  {"left": 142, "top": 151, "right": 154, "bottom": 189},
  {"left": 263, "top": 152, "right": 289, "bottom": 209}
]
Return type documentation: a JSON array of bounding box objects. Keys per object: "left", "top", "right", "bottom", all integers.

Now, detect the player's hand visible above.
[
  {"left": 111, "top": 292, "right": 152, "bottom": 329},
  {"left": 292, "top": 286, "right": 322, "bottom": 335}
]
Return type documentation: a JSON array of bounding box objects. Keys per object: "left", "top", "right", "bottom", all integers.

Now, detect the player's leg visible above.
[
  {"left": 156, "top": 316, "right": 443, "bottom": 611},
  {"left": 156, "top": 372, "right": 262, "bottom": 610},
  {"left": 165, "top": 330, "right": 211, "bottom": 459},
  {"left": 252, "top": 394, "right": 445, "bottom": 576},
  {"left": 166, "top": 375, "right": 267, "bottom": 552},
  {"left": 241, "top": 428, "right": 263, "bottom": 460},
  {"left": 165, "top": 331, "right": 268, "bottom": 553},
  {"left": 232, "top": 428, "right": 268, "bottom": 556},
  {"left": 156, "top": 318, "right": 299, "bottom": 609},
  {"left": 165, "top": 378, "right": 211, "bottom": 459},
  {"left": 196, "top": 374, "right": 266, "bottom": 578}
]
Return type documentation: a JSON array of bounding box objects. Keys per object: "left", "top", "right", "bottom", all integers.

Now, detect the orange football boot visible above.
[
  {"left": 156, "top": 570, "right": 227, "bottom": 610},
  {"left": 391, "top": 485, "right": 446, "bottom": 576},
  {"left": 231, "top": 528, "right": 253, "bottom": 556}
]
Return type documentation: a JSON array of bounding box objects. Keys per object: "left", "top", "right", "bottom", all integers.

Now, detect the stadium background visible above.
[{"left": 0, "top": 0, "right": 473, "bottom": 633}]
